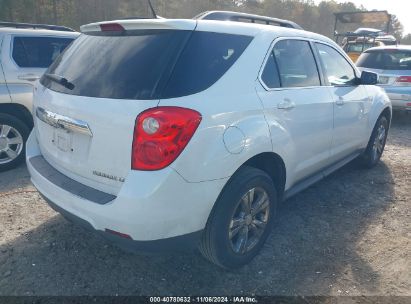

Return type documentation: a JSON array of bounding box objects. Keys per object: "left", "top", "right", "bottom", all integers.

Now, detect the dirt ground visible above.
[{"left": 0, "top": 112, "right": 410, "bottom": 297}]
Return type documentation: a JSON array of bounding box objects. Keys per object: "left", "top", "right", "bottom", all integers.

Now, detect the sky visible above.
[{"left": 313, "top": 0, "right": 411, "bottom": 35}]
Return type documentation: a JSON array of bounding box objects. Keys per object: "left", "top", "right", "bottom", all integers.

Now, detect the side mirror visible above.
[{"left": 360, "top": 71, "right": 378, "bottom": 85}]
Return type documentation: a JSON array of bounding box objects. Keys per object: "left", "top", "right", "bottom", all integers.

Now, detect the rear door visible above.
[
  {"left": 314, "top": 42, "right": 369, "bottom": 161},
  {"left": 256, "top": 38, "right": 334, "bottom": 185},
  {"left": 0, "top": 34, "right": 12, "bottom": 104}
]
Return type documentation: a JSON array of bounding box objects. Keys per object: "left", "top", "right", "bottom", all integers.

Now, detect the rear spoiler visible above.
[{"left": 80, "top": 19, "right": 196, "bottom": 33}]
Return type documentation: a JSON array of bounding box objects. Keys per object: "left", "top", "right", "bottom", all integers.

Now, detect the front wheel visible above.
[
  {"left": 0, "top": 114, "right": 30, "bottom": 172},
  {"left": 199, "top": 166, "right": 277, "bottom": 269},
  {"left": 360, "top": 115, "right": 389, "bottom": 168}
]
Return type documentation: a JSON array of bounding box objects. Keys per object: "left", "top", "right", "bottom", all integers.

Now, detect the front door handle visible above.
[
  {"left": 277, "top": 99, "right": 296, "bottom": 110},
  {"left": 18, "top": 74, "right": 41, "bottom": 82}
]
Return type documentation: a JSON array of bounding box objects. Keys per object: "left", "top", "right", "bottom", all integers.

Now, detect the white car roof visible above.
[
  {"left": 80, "top": 18, "right": 334, "bottom": 45},
  {"left": 365, "top": 45, "right": 411, "bottom": 52}
]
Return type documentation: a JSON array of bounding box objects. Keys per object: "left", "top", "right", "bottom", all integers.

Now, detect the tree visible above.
[{"left": 0, "top": 0, "right": 408, "bottom": 42}]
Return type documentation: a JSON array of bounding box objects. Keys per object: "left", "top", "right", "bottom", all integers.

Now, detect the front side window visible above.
[
  {"left": 316, "top": 43, "right": 357, "bottom": 86},
  {"left": 12, "top": 37, "right": 74, "bottom": 68},
  {"left": 273, "top": 40, "right": 321, "bottom": 88}
]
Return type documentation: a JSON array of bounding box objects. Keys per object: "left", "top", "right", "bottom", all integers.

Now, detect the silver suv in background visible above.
[
  {"left": 357, "top": 45, "right": 411, "bottom": 112},
  {"left": 0, "top": 22, "right": 78, "bottom": 171}
]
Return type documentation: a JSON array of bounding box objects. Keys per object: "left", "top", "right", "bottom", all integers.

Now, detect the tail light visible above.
[
  {"left": 132, "top": 107, "right": 202, "bottom": 171},
  {"left": 395, "top": 76, "right": 411, "bottom": 86}
]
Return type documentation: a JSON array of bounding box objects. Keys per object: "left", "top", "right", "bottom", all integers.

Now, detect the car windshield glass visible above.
[
  {"left": 346, "top": 43, "right": 375, "bottom": 53},
  {"left": 357, "top": 49, "right": 411, "bottom": 70},
  {"left": 41, "top": 30, "right": 253, "bottom": 100}
]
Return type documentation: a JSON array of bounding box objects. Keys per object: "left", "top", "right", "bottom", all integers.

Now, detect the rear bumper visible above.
[
  {"left": 42, "top": 193, "right": 202, "bottom": 253},
  {"left": 385, "top": 91, "right": 411, "bottom": 111},
  {"left": 26, "top": 131, "right": 227, "bottom": 251}
]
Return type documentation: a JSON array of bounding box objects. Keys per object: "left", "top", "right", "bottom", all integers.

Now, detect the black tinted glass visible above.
[
  {"left": 261, "top": 52, "right": 281, "bottom": 88},
  {"left": 12, "top": 37, "right": 74, "bottom": 68},
  {"left": 273, "top": 40, "right": 320, "bottom": 88},
  {"left": 42, "top": 30, "right": 190, "bottom": 100},
  {"left": 42, "top": 30, "right": 252, "bottom": 100},
  {"left": 162, "top": 32, "right": 253, "bottom": 98},
  {"left": 357, "top": 50, "right": 411, "bottom": 70}
]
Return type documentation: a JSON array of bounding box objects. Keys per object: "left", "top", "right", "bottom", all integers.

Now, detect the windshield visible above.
[
  {"left": 357, "top": 49, "right": 411, "bottom": 70},
  {"left": 41, "top": 30, "right": 253, "bottom": 100},
  {"left": 346, "top": 43, "right": 376, "bottom": 53}
]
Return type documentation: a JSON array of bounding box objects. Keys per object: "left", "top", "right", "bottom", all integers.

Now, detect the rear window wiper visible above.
[{"left": 43, "top": 73, "right": 75, "bottom": 90}]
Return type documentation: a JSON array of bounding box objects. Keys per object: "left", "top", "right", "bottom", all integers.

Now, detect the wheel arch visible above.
[
  {"left": 380, "top": 106, "right": 392, "bottom": 125},
  {"left": 239, "top": 152, "right": 287, "bottom": 201},
  {"left": 0, "top": 103, "right": 33, "bottom": 129}
]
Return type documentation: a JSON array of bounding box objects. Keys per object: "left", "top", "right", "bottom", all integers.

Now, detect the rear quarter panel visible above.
[{"left": 159, "top": 32, "right": 275, "bottom": 183}]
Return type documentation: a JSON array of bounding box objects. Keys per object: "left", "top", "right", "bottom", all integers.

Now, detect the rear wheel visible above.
[
  {"left": 360, "top": 115, "right": 389, "bottom": 168},
  {"left": 0, "top": 114, "right": 30, "bottom": 172},
  {"left": 199, "top": 166, "right": 277, "bottom": 269}
]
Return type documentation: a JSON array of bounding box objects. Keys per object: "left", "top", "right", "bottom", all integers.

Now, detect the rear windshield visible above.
[
  {"left": 357, "top": 49, "right": 411, "bottom": 70},
  {"left": 41, "top": 30, "right": 253, "bottom": 100}
]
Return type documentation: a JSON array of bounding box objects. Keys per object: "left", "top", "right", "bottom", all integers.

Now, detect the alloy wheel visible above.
[
  {"left": 372, "top": 123, "right": 386, "bottom": 162},
  {"left": 0, "top": 124, "right": 24, "bottom": 165},
  {"left": 229, "top": 187, "right": 270, "bottom": 254}
]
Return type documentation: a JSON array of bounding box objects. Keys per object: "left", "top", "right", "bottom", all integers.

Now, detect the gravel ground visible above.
[{"left": 0, "top": 112, "right": 410, "bottom": 297}]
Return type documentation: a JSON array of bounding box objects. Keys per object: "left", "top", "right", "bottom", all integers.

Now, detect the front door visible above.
[{"left": 315, "top": 43, "right": 369, "bottom": 161}]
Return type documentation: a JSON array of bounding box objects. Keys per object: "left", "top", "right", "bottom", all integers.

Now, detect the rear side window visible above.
[
  {"left": 261, "top": 52, "right": 281, "bottom": 88},
  {"left": 12, "top": 37, "right": 73, "bottom": 68},
  {"left": 316, "top": 43, "right": 356, "bottom": 86},
  {"left": 41, "top": 30, "right": 253, "bottom": 100},
  {"left": 273, "top": 40, "right": 321, "bottom": 88},
  {"left": 357, "top": 50, "right": 411, "bottom": 70},
  {"left": 162, "top": 32, "right": 252, "bottom": 98}
]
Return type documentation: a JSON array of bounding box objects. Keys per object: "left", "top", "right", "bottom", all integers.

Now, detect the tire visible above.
[
  {"left": 199, "top": 166, "right": 278, "bottom": 269},
  {"left": 0, "top": 113, "right": 30, "bottom": 172},
  {"left": 359, "top": 115, "right": 389, "bottom": 168}
]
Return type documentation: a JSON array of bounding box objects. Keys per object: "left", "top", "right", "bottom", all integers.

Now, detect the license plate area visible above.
[
  {"left": 53, "top": 128, "right": 72, "bottom": 152},
  {"left": 36, "top": 118, "right": 92, "bottom": 165},
  {"left": 378, "top": 76, "right": 390, "bottom": 84}
]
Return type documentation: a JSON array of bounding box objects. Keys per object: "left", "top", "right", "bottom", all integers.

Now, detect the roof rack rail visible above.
[
  {"left": 194, "top": 11, "right": 303, "bottom": 30},
  {"left": 0, "top": 21, "right": 76, "bottom": 32}
]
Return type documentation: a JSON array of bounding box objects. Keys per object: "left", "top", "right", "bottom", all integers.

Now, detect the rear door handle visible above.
[
  {"left": 336, "top": 97, "right": 345, "bottom": 106},
  {"left": 18, "top": 74, "right": 41, "bottom": 82},
  {"left": 277, "top": 99, "right": 296, "bottom": 110}
]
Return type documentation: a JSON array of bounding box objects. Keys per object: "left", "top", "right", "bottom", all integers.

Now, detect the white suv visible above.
[
  {"left": 27, "top": 15, "right": 391, "bottom": 269},
  {"left": 0, "top": 23, "right": 78, "bottom": 171}
]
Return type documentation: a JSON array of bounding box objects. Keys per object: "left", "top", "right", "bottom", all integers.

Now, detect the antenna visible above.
[{"left": 147, "top": 0, "right": 157, "bottom": 19}]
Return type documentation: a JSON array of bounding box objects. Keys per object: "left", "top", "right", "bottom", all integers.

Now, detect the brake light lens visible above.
[
  {"left": 395, "top": 76, "right": 411, "bottom": 86},
  {"left": 132, "top": 107, "right": 202, "bottom": 171},
  {"left": 100, "top": 23, "right": 125, "bottom": 32}
]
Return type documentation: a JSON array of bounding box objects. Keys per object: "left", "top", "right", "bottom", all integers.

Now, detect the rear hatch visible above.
[
  {"left": 35, "top": 20, "right": 196, "bottom": 194},
  {"left": 34, "top": 19, "right": 253, "bottom": 194}
]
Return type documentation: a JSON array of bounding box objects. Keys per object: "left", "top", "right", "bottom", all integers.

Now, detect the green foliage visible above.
[{"left": 0, "top": 0, "right": 407, "bottom": 40}]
